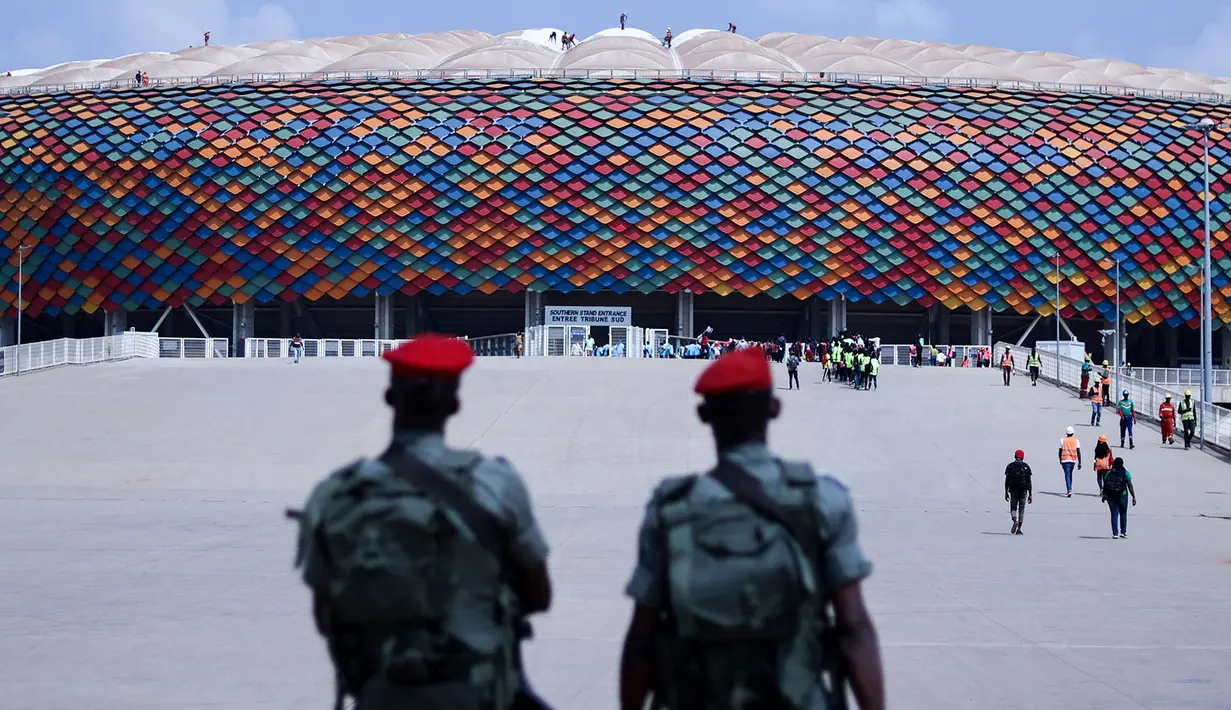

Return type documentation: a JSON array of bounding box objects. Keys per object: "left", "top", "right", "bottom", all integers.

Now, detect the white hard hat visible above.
[{"left": 1065, "top": 426, "right": 1074, "bottom": 435}]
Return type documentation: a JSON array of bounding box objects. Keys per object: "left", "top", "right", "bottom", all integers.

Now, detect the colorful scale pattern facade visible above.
[{"left": 2, "top": 78, "right": 1230, "bottom": 326}]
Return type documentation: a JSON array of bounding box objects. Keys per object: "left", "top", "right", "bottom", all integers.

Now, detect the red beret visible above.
[
  {"left": 1014, "top": 449, "right": 1025, "bottom": 459},
  {"left": 382, "top": 334, "right": 474, "bottom": 379},
  {"left": 694, "top": 348, "right": 772, "bottom": 396}
]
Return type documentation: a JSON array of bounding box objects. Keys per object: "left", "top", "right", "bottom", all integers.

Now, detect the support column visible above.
[
  {"left": 524, "top": 290, "right": 543, "bottom": 331},
  {"left": 279, "top": 301, "right": 292, "bottom": 337},
  {"left": 970, "top": 309, "right": 985, "bottom": 346},
  {"left": 375, "top": 294, "right": 394, "bottom": 340},
  {"left": 232, "top": 300, "right": 254, "bottom": 357},
  {"left": 827, "top": 297, "right": 847, "bottom": 337},
  {"left": 675, "top": 290, "right": 694, "bottom": 337},
  {"left": 1221, "top": 327, "right": 1231, "bottom": 369},
  {"left": 1166, "top": 326, "right": 1179, "bottom": 367},
  {"left": 1101, "top": 319, "right": 1125, "bottom": 366},
  {"left": 937, "top": 306, "right": 951, "bottom": 345},
  {"left": 807, "top": 296, "right": 823, "bottom": 341},
  {"left": 405, "top": 294, "right": 420, "bottom": 338},
  {"left": 103, "top": 309, "right": 128, "bottom": 336},
  {"left": 0, "top": 315, "right": 13, "bottom": 346}
]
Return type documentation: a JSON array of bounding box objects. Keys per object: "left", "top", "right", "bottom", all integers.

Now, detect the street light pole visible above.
[
  {"left": 1055, "top": 251, "right": 1061, "bottom": 384},
  {"left": 1114, "top": 257, "right": 1121, "bottom": 405},
  {"left": 15, "top": 243, "right": 32, "bottom": 375},
  {"left": 1193, "top": 117, "right": 1223, "bottom": 450}
]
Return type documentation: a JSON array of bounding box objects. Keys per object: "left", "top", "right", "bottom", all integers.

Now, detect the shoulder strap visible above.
[
  {"left": 710, "top": 458, "right": 822, "bottom": 576},
  {"left": 379, "top": 446, "right": 505, "bottom": 556}
]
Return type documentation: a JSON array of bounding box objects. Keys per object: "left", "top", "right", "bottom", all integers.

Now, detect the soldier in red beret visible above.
[
  {"left": 619, "top": 348, "right": 885, "bottom": 710},
  {"left": 291, "top": 334, "right": 553, "bottom": 710}
]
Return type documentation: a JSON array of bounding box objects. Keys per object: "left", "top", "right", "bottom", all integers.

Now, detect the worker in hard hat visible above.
[
  {"left": 1092, "top": 435, "right": 1113, "bottom": 493},
  {"left": 1117, "top": 388, "right": 1136, "bottom": 450},
  {"left": 1158, "top": 394, "right": 1176, "bottom": 445},
  {"left": 1178, "top": 389, "right": 1197, "bottom": 449},
  {"left": 1089, "top": 382, "right": 1103, "bottom": 426},
  {"left": 1000, "top": 346, "right": 1014, "bottom": 386},
  {"left": 1079, "top": 353, "right": 1093, "bottom": 398},
  {"left": 1058, "top": 425, "right": 1081, "bottom": 498},
  {"left": 1099, "top": 360, "right": 1112, "bottom": 403}
]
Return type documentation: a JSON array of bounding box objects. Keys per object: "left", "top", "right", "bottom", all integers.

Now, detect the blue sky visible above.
[{"left": 4, "top": 0, "right": 1231, "bottom": 76}]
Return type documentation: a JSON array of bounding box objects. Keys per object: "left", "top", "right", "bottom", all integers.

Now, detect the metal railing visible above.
[
  {"left": 3, "top": 67, "right": 1229, "bottom": 105},
  {"left": 877, "top": 344, "right": 983, "bottom": 366},
  {"left": 0, "top": 332, "right": 159, "bottom": 376},
  {"left": 466, "top": 333, "right": 522, "bottom": 357},
  {"left": 158, "top": 337, "right": 229, "bottom": 359},
  {"left": 245, "top": 337, "right": 403, "bottom": 358},
  {"left": 1133, "top": 366, "right": 1231, "bottom": 388},
  {"left": 996, "top": 341, "right": 1231, "bottom": 451}
]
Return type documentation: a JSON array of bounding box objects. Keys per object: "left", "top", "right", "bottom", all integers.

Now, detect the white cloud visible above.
[
  {"left": 759, "top": 0, "right": 951, "bottom": 39},
  {"left": 6, "top": 0, "right": 298, "bottom": 70},
  {"left": 1152, "top": 5, "right": 1231, "bottom": 76}
]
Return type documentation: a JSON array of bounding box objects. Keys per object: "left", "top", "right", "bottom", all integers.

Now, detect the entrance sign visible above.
[{"left": 544, "top": 306, "right": 631, "bottom": 326}]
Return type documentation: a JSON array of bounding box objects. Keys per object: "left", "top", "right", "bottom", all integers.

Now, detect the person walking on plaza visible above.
[
  {"left": 1027, "top": 347, "right": 1041, "bottom": 386},
  {"left": 289, "top": 334, "right": 554, "bottom": 710},
  {"left": 1178, "top": 389, "right": 1197, "bottom": 449},
  {"left": 290, "top": 334, "right": 304, "bottom": 363},
  {"left": 786, "top": 350, "right": 801, "bottom": 390},
  {"left": 1117, "top": 388, "right": 1136, "bottom": 449},
  {"left": 514, "top": 332, "right": 523, "bottom": 358},
  {"left": 866, "top": 350, "right": 879, "bottom": 390},
  {"left": 1100, "top": 457, "right": 1137, "bottom": 539},
  {"left": 1000, "top": 346, "right": 1014, "bottom": 386},
  {"left": 1058, "top": 426, "right": 1081, "bottom": 497},
  {"left": 1092, "top": 435, "right": 1113, "bottom": 493},
  {"left": 1080, "top": 353, "right": 1092, "bottom": 398},
  {"left": 1159, "top": 393, "right": 1176, "bottom": 445},
  {"left": 1004, "top": 449, "right": 1032, "bottom": 535},
  {"left": 619, "top": 348, "right": 886, "bottom": 710},
  {"left": 1100, "top": 360, "right": 1112, "bottom": 403},
  {"left": 1089, "top": 383, "right": 1103, "bottom": 426}
]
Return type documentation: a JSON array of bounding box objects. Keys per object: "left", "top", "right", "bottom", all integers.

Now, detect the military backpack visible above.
[
  {"left": 290, "top": 448, "right": 522, "bottom": 710},
  {"left": 650, "top": 459, "right": 844, "bottom": 710}
]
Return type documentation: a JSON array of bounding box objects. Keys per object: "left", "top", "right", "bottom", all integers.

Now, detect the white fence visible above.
[
  {"left": 244, "top": 338, "right": 404, "bottom": 358},
  {"left": 1133, "top": 367, "right": 1231, "bottom": 387},
  {"left": 5, "top": 67, "right": 1231, "bottom": 106},
  {"left": 158, "top": 337, "right": 229, "bottom": 359},
  {"left": 996, "top": 341, "right": 1231, "bottom": 451},
  {"left": 0, "top": 332, "right": 160, "bottom": 377}
]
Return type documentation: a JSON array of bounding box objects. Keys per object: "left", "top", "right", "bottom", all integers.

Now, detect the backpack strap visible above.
[{"left": 379, "top": 446, "right": 505, "bottom": 556}]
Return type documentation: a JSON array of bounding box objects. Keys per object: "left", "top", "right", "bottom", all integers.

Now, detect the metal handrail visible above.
[{"left": 3, "top": 67, "right": 1229, "bottom": 105}]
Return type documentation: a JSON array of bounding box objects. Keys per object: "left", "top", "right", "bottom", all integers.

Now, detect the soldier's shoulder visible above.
[
  {"left": 809, "top": 471, "right": 857, "bottom": 511},
  {"left": 649, "top": 474, "right": 698, "bottom": 505}
]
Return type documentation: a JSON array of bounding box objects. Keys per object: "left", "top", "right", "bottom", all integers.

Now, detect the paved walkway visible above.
[{"left": 0, "top": 358, "right": 1228, "bottom": 709}]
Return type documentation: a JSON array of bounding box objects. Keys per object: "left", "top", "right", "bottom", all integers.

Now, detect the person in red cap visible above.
[
  {"left": 619, "top": 348, "right": 885, "bottom": 710},
  {"left": 291, "top": 334, "right": 553, "bottom": 710},
  {"left": 1004, "top": 449, "right": 1033, "bottom": 535}
]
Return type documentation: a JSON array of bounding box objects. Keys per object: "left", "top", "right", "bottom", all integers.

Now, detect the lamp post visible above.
[
  {"left": 1190, "top": 117, "right": 1226, "bottom": 450},
  {"left": 1113, "top": 256, "right": 1121, "bottom": 406},
  {"left": 15, "top": 243, "right": 32, "bottom": 375},
  {"left": 1055, "top": 251, "right": 1061, "bottom": 384}
]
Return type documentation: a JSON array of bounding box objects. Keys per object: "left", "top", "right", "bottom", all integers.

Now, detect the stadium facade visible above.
[{"left": 2, "top": 28, "right": 1231, "bottom": 362}]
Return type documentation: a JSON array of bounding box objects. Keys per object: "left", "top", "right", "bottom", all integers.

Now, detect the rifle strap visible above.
[
  {"left": 379, "top": 447, "right": 506, "bottom": 559},
  {"left": 710, "top": 458, "right": 823, "bottom": 585}
]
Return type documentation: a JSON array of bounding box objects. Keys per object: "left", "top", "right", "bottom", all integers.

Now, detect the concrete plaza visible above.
[{"left": 0, "top": 357, "right": 1228, "bottom": 710}]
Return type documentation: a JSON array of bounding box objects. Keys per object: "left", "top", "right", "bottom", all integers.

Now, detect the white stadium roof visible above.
[{"left": 3, "top": 27, "right": 1230, "bottom": 98}]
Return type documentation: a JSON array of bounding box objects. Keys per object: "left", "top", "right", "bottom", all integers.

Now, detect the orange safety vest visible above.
[
  {"left": 1090, "top": 389, "right": 1103, "bottom": 405},
  {"left": 1060, "top": 436, "right": 1079, "bottom": 462},
  {"left": 1094, "top": 453, "right": 1112, "bottom": 471},
  {"left": 1001, "top": 353, "right": 1012, "bottom": 367},
  {"left": 1101, "top": 371, "right": 1111, "bottom": 385}
]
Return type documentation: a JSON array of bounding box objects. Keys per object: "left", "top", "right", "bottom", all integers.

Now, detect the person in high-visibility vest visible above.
[
  {"left": 1117, "top": 388, "right": 1136, "bottom": 450},
  {"left": 1027, "top": 348, "right": 1041, "bottom": 386},
  {"left": 1000, "top": 346, "right": 1014, "bottom": 386},
  {"left": 867, "top": 354, "right": 879, "bottom": 390},
  {"left": 1058, "top": 425, "right": 1082, "bottom": 497},
  {"left": 1100, "top": 361, "right": 1112, "bottom": 403},
  {"left": 1159, "top": 394, "right": 1176, "bottom": 445},
  {"left": 1092, "top": 435, "right": 1113, "bottom": 493},
  {"left": 1178, "top": 389, "right": 1197, "bottom": 449},
  {"left": 1079, "top": 354, "right": 1092, "bottom": 398},
  {"left": 1089, "top": 383, "right": 1103, "bottom": 426}
]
